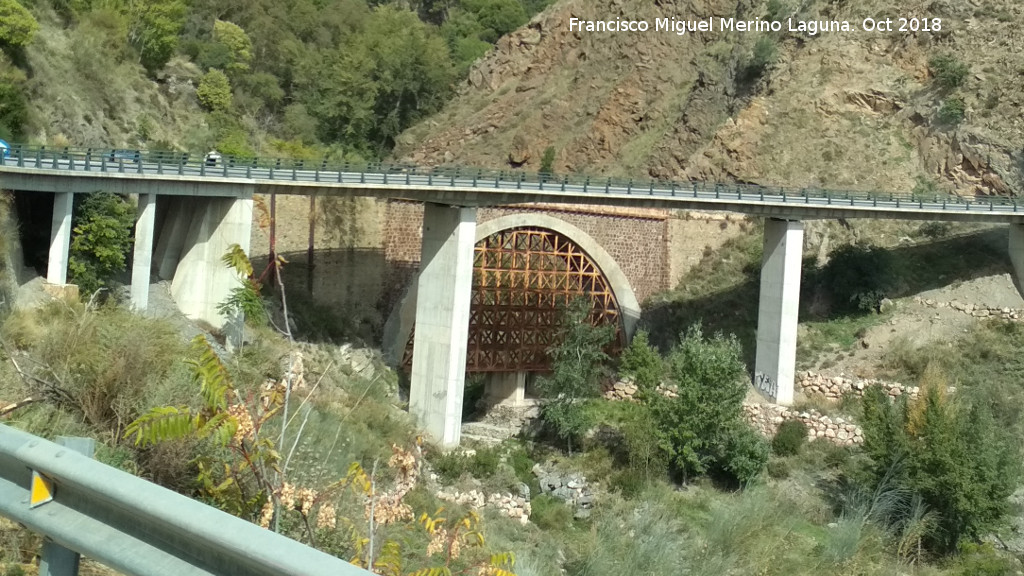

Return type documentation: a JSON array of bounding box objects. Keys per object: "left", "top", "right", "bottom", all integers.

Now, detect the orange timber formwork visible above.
[{"left": 402, "top": 227, "right": 624, "bottom": 373}]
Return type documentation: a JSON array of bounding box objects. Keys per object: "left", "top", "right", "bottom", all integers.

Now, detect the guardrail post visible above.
[
  {"left": 605, "top": 179, "right": 610, "bottom": 194},
  {"left": 118, "top": 160, "right": 125, "bottom": 174},
  {"left": 38, "top": 436, "right": 95, "bottom": 576},
  {"left": 35, "top": 149, "right": 42, "bottom": 168}
]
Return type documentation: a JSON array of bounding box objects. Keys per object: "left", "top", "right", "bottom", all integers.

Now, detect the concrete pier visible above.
[
  {"left": 754, "top": 218, "right": 804, "bottom": 405},
  {"left": 409, "top": 203, "right": 477, "bottom": 448},
  {"left": 160, "top": 196, "right": 253, "bottom": 340},
  {"left": 485, "top": 372, "right": 527, "bottom": 407},
  {"left": 130, "top": 193, "right": 156, "bottom": 310},
  {"left": 1009, "top": 224, "right": 1024, "bottom": 298},
  {"left": 47, "top": 192, "right": 73, "bottom": 285}
]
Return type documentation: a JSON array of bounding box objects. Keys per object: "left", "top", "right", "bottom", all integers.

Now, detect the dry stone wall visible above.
[
  {"left": 914, "top": 296, "right": 1024, "bottom": 321},
  {"left": 798, "top": 371, "right": 921, "bottom": 401},
  {"left": 602, "top": 376, "right": 863, "bottom": 446},
  {"left": 434, "top": 489, "right": 531, "bottom": 525},
  {"left": 744, "top": 403, "right": 863, "bottom": 446}
]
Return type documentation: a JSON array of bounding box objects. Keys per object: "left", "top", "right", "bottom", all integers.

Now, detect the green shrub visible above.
[
  {"left": 771, "top": 420, "right": 808, "bottom": 456},
  {"left": 0, "top": 0, "right": 39, "bottom": 47},
  {"left": 197, "top": 69, "right": 233, "bottom": 112},
  {"left": 937, "top": 97, "right": 966, "bottom": 125},
  {"left": 537, "top": 297, "right": 615, "bottom": 454},
  {"left": 740, "top": 36, "right": 778, "bottom": 82},
  {"left": 765, "top": 0, "right": 789, "bottom": 20},
  {"left": 929, "top": 54, "right": 969, "bottom": 90},
  {"left": 68, "top": 192, "right": 135, "bottom": 295},
  {"left": 0, "top": 62, "right": 28, "bottom": 140},
  {"left": 529, "top": 494, "right": 573, "bottom": 530},
  {"left": 859, "top": 370, "right": 1021, "bottom": 554},
  {"left": 766, "top": 458, "right": 790, "bottom": 479},
  {"left": 467, "top": 446, "right": 501, "bottom": 479},
  {"left": 953, "top": 542, "right": 1016, "bottom": 576},
  {"left": 819, "top": 244, "right": 895, "bottom": 314},
  {"left": 621, "top": 404, "right": 667, "bottom": 485},
  {"left": 723, "top": 425, "right": 770, "bottom": 485},
  {"left": 539, "top": 145, "right": 555, "bottom": 175},
  {"left": 650, "top": 324, "right": 758, "bottom": 484},
  {"left": 430, "top": 450, "right": 470, "bottom": 483},
  {"left": 619, "top": 329, "right": 663, "bottom": 393}
]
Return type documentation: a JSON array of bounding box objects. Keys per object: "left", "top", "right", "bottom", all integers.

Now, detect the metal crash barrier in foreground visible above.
[{"left": 0, "top": 424, "right": 372, "bottom": 576}]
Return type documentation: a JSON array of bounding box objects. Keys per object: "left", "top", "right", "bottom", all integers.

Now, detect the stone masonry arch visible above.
[{"left": 383, "top": 213, "right": 641, "bottom": 368}]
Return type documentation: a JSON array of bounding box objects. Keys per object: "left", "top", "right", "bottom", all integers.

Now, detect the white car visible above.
[{"left": 205, "top": 150, "right": 222, "bottom": 166}]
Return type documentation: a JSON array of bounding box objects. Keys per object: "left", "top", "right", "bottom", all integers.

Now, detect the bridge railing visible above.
[
  {"left": 0, "top": 424, "right": 372, "bottom": 576},
  {"left": 0, "top": 143, "right": 1016, "bottom": 210}
]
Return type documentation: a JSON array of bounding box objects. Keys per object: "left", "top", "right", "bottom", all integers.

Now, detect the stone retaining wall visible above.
[
  {"left": 744, "top": 403, "right": 863, "bottom": 446},
  {"left": 914, "top": 296, "right": 1023, "bottom": 320},
  {"left": 435, "top": 489, "right": 531, "bottom": 525},
  {"left": 797, "top": 371, "right": 920, "bottom": 401}
]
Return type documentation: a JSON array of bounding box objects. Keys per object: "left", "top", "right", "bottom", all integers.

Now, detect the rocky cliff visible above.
[{"left": 394, "top": 0, "right": 1024, "bottom": 198}]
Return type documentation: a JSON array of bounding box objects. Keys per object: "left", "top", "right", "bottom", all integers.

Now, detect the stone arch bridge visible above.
[{"left": 382, "top": 209, "right": 649, "bottom": 413}]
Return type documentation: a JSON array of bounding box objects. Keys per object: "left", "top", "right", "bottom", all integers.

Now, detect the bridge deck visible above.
[{"left": 0, "top": 146, "right": 1021, "bottom": 222}]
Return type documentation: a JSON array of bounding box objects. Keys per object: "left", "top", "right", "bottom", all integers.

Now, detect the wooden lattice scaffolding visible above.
[{"left": 403, "top": 227, "right": 624, "bottom": 373}]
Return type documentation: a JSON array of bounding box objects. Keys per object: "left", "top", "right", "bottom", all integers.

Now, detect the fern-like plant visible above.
[
  {"left": 217, "top": 243, "right": 269, "bottom": 327},
  {"left": 125, "top": 334, "right": 283, "bottom": 517}
]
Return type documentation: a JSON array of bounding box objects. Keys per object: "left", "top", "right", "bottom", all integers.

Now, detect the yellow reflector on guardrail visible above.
[{"left": 30, "top": 471, "right": 53, "bottom": 508}]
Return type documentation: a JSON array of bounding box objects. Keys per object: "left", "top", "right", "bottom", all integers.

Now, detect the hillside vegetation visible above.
[{"left": 0, "top": 0, "right": 554, "bottom": 159}]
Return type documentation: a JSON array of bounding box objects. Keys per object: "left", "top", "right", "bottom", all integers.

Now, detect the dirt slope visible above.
[{"left": 394, "top": 0, "right": 1024, "bottom": 198}]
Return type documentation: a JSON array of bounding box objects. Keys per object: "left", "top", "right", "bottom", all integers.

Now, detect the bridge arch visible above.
[{"left": 383, "top": 213, "right": 641, "bottom": 370}]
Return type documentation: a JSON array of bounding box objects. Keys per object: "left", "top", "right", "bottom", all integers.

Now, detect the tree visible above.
[
  {"left": 463, "top": 0, "right": 527, "bottom": 42},
  {"left": 213, "top": 20, "right": 253, "bottom": 75},
  {"left": 619, "top": 329, "right": 663, "bottom": 394},
  {"left": 0, "top": 0, "right": 39, "bottom": 47},
  {"left": 197, "top": 69, "right": 233, "bottom": 112},
  {"left": 68, "top": 192, "right": 135, "bottom": 295},
  {"left": 0, "top": 61, "right": 28, "bottom": 139},
  {"left": 650, "top": 324, "right": 765, "bottom": 484},
  {"left": 859, "top": 366, "right": 1021, "bottom": 554},
  {"left": 126, "top": 0, "right": 186, "bottom": 73},
  {"left": 300, "top": 6, "right": 454, "bottom": 153},
  {"left": 536, "top": 297, "right": 615, "bottom": 454}
]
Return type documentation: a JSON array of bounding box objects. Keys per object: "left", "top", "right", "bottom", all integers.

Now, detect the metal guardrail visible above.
[
  {"left": 0, "top": 143, "right": 1018, "bottom": 214},
  {"left": 0, "top": 424, "right": 372, "bottom": 576}
]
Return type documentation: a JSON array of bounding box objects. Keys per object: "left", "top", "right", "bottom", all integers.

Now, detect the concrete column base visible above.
[
  {"left": 160, "top": 195, "right": 253, "bottom": 348},
  {"left": 753, "top": 218, "right": 804, "bottom": 406},
  {"left": 484, "top": 372, "right": 527, "bottom": 407},
  {"left": 409, "top": 203, "right": 477, "bottom": 449},
  {"left": 130, "top": 193, "right": 157, "bottom": 310},
  {"left": 47, "top": 192, "right": 73, "bottom": 286}
]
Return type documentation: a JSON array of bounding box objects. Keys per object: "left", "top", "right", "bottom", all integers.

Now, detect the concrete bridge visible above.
[{"left": 3, "top": 145, "right": 1024, "bottom": 448}]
